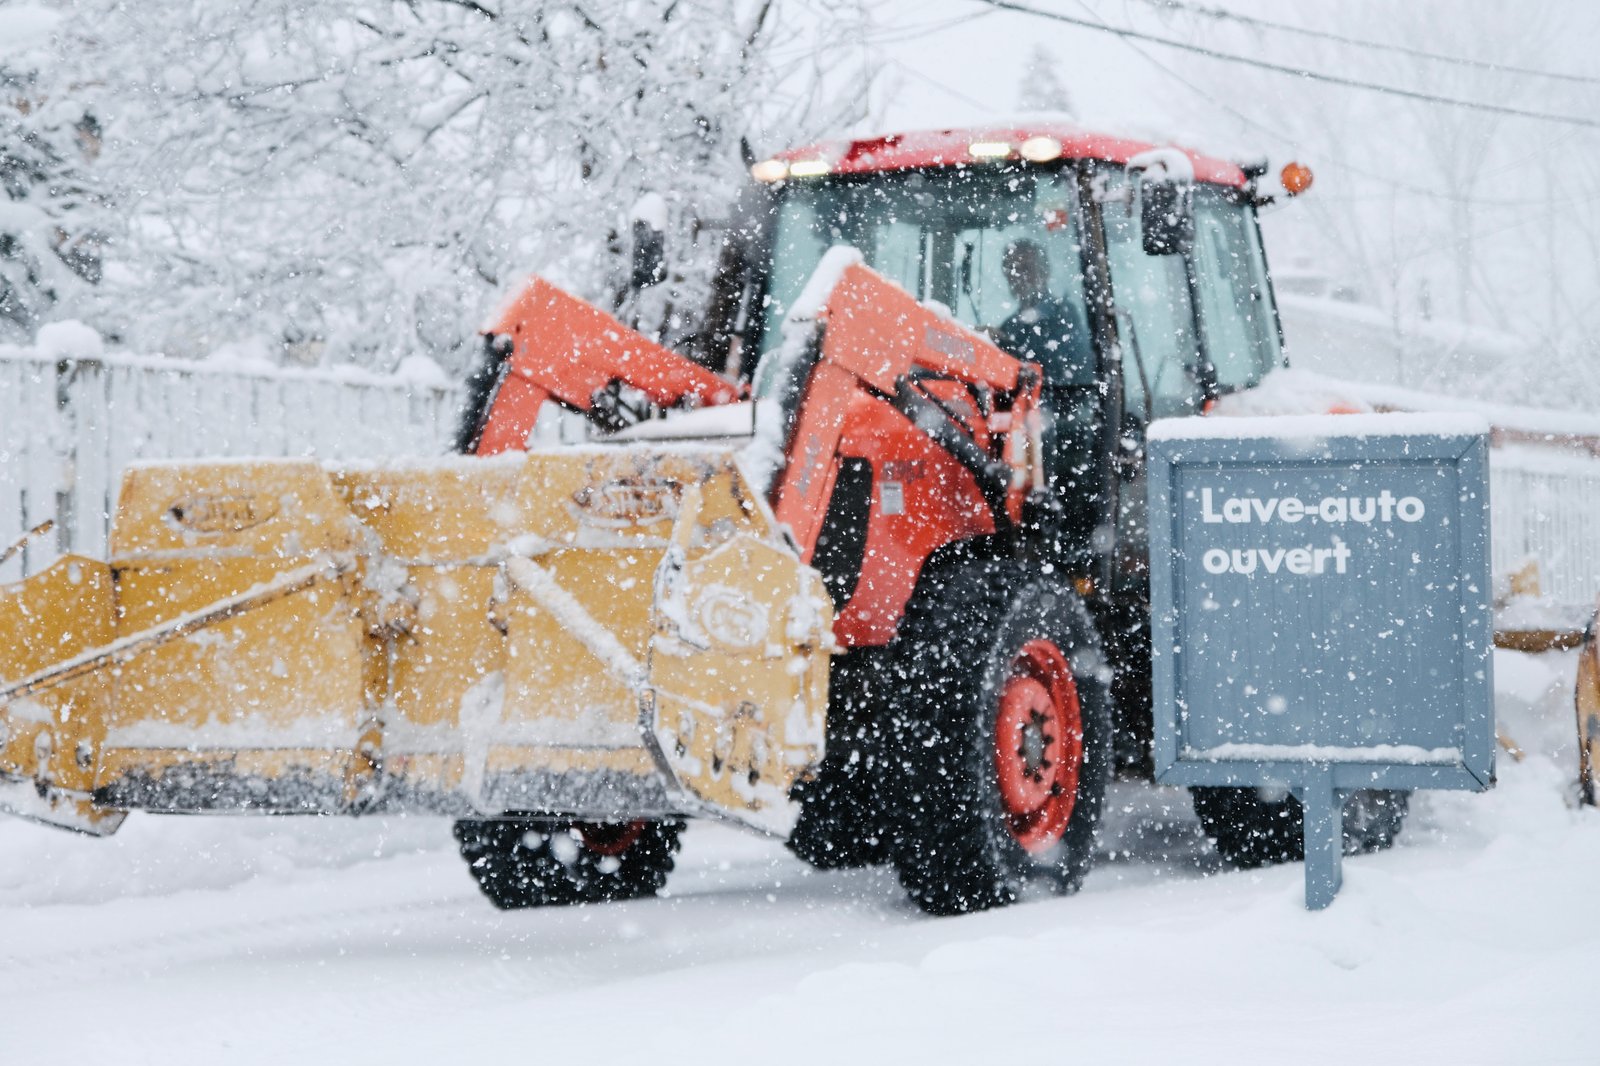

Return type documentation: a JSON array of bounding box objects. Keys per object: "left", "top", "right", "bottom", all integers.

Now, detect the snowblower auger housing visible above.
[{"left": 0, "top": 449, "right": 831, "bottom": 836}]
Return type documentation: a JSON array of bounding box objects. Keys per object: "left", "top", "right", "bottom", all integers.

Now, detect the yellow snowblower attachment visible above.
[{"left": 0, "top": 450, "right": 831, "bottom": 836}]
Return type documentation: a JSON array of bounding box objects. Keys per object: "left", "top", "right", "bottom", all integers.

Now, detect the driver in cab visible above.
[
  {"left": 994, "top": 238, "right": 1094, "bottom": 388},
  {"left": 992, "top": 238, "right": 1099, "bottom": 568}
]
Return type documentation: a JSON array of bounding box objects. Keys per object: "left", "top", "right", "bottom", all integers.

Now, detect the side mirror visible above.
[
  {"left": 1140, "top": 175, "right": 1193, "bottom": 256},
  {"left": 1132, "top": 149, "right": 1194, "bottom": 257},
  {"left": 629, "top": 193, "right": 668, "bottom": 291}
]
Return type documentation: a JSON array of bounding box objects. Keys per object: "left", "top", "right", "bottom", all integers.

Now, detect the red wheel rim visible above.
[
  {"left": 993, "top": 638, "right": 1084, "bottom": 853},
  {"left": 576, "top": 820, "right": 646, "bottom": 857}
]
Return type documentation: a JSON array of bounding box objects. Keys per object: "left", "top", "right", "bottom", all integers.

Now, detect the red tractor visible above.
[
  {"left": 0, "top": 122, "right": 1406, "bottom": 915},
  {"left": 451, "top": 122, "right": 1406, "bottom": 913}
]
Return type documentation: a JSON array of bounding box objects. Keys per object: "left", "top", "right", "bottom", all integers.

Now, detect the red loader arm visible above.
[
  {"left": 471, "top": 278, "right": 739, "bottom": 456},
  {"left": 767, "top": 262, "right": 1044, "bottom": 560},
  {"left": 467, "top": 267, "right": 1046, "bottom": 647}
]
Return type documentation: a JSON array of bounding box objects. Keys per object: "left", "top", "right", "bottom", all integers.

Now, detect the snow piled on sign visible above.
[
  {"left": 1183, "top": 742, "right": 1463, "bottom": 765},
  {"left": 1150, "top": 410, "right": 1489, "bottom": 441},
  {"left": 1229, "top": 366, "right": 1600, "bottom": 440}
]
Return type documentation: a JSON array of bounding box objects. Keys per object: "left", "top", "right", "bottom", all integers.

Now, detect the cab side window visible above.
[
  {"left": 1098, "top": 168, "right": 1203, "bottom": 421},
  {"left": 1191, "top": 186, "right": 1280, "bottom": 393}
]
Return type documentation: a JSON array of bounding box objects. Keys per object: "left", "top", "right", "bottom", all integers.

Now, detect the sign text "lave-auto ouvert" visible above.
[{"left": 1196, "top": 487, "right": 1427, "bottom": 577}]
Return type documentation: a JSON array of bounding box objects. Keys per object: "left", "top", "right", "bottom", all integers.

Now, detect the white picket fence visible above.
[
  {"left": 5, "top": 348, "right": 1600, "bottom": 619},
  {"left": 1489, "top": 445, "right": 1600, "bottom": 613},
  {"left": 0, "top": 349, "right": 461, "bottom": 582}
]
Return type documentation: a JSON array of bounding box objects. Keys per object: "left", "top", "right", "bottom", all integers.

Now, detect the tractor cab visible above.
[
  {"left": 725, "top": 125, "right": 1290, "bottom": 426},
  {"left": 700, "top": 126, "right": 1293, "bottom": 574},
  {"left": 697, "top": 124, "right": 1303, "bottom": 771}
]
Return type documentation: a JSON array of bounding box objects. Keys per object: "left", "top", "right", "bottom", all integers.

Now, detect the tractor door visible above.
[
  {"left": 1187, "top": 184, "right": 1283, "bottom": 398},
  {"left": 1094, "top": 163, "right": 1206, "bottom": 599},
  {"left": 1089, "top": 163, "right": 1202, "bottom": 771},
  {"left": 740, "top": 165, "right": 1113, "bottom": 571},
  {"left": 1089, "top": 163, "right": 1287, "bottom": 773},
  {"left": 1093, "top": 164, "right": 1286, "bottom": 589}
]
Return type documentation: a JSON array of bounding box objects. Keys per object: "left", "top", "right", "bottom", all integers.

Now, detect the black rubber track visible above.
[
  {"left": 881, "top": 558, "right": 1113, "bottom": 916},
  {"left": 787, "top": 648, "right": 894, "bottom": 870},
  {"left": 452, "top": 817, "right": 684, "bottom": 909},
  {"left": 1190, "top": 787, "right": 1410, "bottom": 869}
]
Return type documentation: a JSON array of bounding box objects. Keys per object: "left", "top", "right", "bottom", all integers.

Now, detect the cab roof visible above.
[{"left": 775, "top": 121, "right": 1247, "bottom": 188}]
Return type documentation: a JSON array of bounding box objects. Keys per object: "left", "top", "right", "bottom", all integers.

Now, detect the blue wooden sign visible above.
[{"left": 1146, "top": 413, "right": 1495, "bottom": 909}]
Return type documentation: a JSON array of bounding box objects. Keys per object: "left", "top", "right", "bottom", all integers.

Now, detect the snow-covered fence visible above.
[
  {"left": 1490, "top": 446, "right": 1600, "bottom": 614},
  {"left": 0, "top": 345, "right": 461, "bottom": 581},
  {"left": 0, "top": 351, "right": 61, "bottom": 581},
  {"left": 7, "top": 341, "right": 1600, "bottom": 618}
]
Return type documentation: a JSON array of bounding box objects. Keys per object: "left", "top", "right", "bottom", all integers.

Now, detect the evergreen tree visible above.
[{"left": 1015, "top": 45, "right": 1076, "bottom": 118}]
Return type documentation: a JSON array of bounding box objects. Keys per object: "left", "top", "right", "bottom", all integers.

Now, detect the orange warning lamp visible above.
[{"left": 1281, "top": 161, "right": 1314, "bottom": 197}]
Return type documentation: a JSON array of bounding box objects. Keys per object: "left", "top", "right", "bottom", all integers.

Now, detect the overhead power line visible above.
[
  {"left": 1126, "top": 0, "right": 1600, "bottom": 86},
  {"left": 972, "top": 0, "right": 1600, "bottom": 130},
  {"left": 1082, "top": 6, "right": 1545, "bottom": 207}
]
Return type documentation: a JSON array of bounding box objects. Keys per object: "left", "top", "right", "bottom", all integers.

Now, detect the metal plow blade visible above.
[{"left": 0, "top": 451, "right": 831, "bottom": 835}]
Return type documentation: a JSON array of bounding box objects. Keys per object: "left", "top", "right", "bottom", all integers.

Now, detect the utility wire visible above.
[
  {"left": 1062, "top": 0, "right": 1551, "bottom": 208},
  {"left": 885, "top": 56, "right": 1000, "bottom": 114},
  {"left": 973, "top": 0, "right": 1600, "bottom": 130},
  {"left": 766, "top": 9, "right": 992, "bottom": 61},
  {"left": 1124, "top": 0, "right": 1600, "bottom": 86}
]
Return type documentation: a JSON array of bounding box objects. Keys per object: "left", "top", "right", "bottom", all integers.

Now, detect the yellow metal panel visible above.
[
  {"left": 0, "top": 555, "right": 123, "bottom": 830},
  {"left": 105, "top": 570, "right": 366, "bottom": 754},
  {"left": 501, "top": 549, "right": 660, "bottom": 744},
  {"left": 385, "top": 566, "right": 505, "bottom": 742},
  {"left": 329, "top": 457, "right": 527, "bottom": 561},
  {"left": 513, "top": 448, "right": 770, "bottom": 550},
  {"left": 110, "top": 460, "right": 360, "bottom": 559},
  {"left": 649, "top": 534, "right": 831, "bottom": 832},
  {"left": 99, "top": 461, "right": 367, "bottom": 806}
]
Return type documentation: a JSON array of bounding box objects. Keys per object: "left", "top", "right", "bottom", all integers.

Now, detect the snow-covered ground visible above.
[{"left": 0, "top": 648, "right": 1591, "bottom": 1064}]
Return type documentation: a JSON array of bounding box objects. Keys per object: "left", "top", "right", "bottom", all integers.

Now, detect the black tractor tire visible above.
[
  {"left": 787, "top": 649, "right": 893, "bottom": 870},
  {"left": 882, "top": 558, "right": 1114, "bottom": 916},
  {"left": 1190, "top": 787, "right": 1410, "bottom": 869},
  {"left": 452, "top": 817, "right": 683, "bottom": 909}
]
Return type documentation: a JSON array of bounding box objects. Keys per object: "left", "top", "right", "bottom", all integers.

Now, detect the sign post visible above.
[{"left": 1146, "top": 413, "right": 1496, "bottom": 909}]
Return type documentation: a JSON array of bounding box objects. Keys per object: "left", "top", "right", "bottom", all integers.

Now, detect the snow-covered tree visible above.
[
  {"left": 0, "top": 8, "right": 104, "bottom": 343},
  {"left": 49, "top": 0, "right": 864, "bottom": 372},
  {"left": 1015, "top": 44, "right": 1076, "bottom": 118}
]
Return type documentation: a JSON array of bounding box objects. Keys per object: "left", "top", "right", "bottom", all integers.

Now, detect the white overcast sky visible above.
[{"left": 851, "top": 2, "right": 1207, "bottom": 142}]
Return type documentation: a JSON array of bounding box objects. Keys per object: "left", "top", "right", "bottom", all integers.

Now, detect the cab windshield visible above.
[{"left": 757, "top": 166, "right": 1090, "bottom": 368}]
